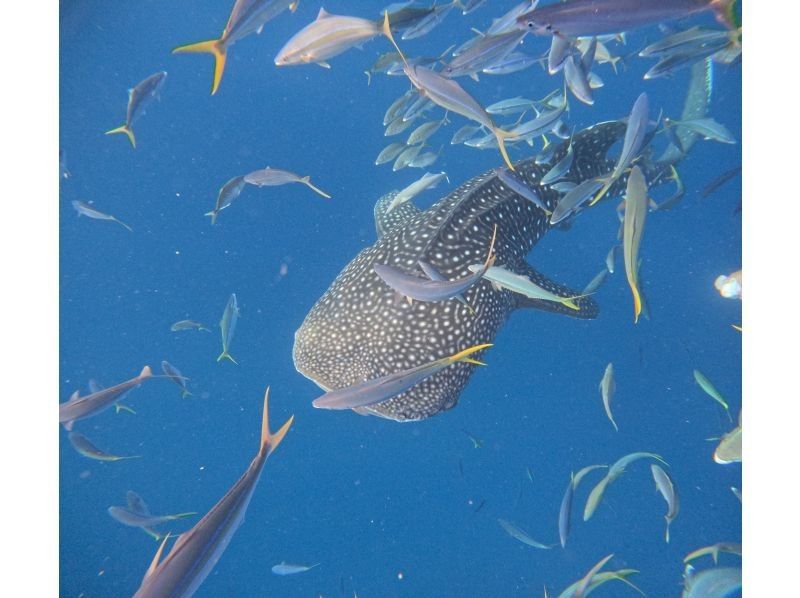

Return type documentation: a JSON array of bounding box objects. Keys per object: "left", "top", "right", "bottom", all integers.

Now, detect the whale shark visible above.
[{"left": 293, "top": 121, "right": 671, "bottom": 421}]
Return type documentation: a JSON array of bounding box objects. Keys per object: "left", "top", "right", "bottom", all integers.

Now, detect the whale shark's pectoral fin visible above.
[
  {"left": 374, "top": 191, "right": 422, "bottom": 239},
  {"left": 511, "top": 261, "right": 599, "bottom": 319}
]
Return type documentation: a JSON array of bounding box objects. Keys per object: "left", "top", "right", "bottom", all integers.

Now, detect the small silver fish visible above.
[
  {"left": 170, "top": 320, "right": 210, "bottom": 333},
  {"left": 651, "top": 464, "right": 679, "bottom": 542},
  {"left": 68, "top": 432, "right": 140, "bottom": 462},
  {"left": 218, "top": 294, "right": 240, "bottom": 364},
  {"left": 206, "top": 176, "right": 246, "bottom": 225},
  {"left": 271, "top": 562, "right": 320, "bottom": 576},
  {"left": 581, "top": 269, "right": 608, "bottom": 295},
  {"left": 486, "top": 96, "right": 536, "bottom": 116},
  {"left": 72, "top": 200, "right": 133, "bottom": 232},
  {"left": 393, "top": 144, "right": 425, "bottom": 171},
  {"left": 388, "top": 172, "right": 448, "bottom": 212},
  {"left": 105, "top": 71, "right": 167, "bottom": 148},
  {"left": 161, "top": 361, "right": 191, "bottom": 398},
  {"left": 482, "top": 52, "right": 543, "bottom": 75},
  {"left": 599, "top": 363, "right": 618, "bottom": 431},
  {"left": 450, "top": 123, "right": 483, "bottom": 144},
  {"left": 375, "top": 141, "right": 408, "bottom": 165},
  {"left": 244, "top": 166, "right": 330, "bottom": 198},
  {"left": 406, "top": 118, "right": 447, "bottom": 146},
  {"left": 497, "top": 518, "right": 554, "bottom": 550}
]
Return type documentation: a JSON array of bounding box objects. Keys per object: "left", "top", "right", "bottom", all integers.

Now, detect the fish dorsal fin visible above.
[
  {"left": 126, "top": 490, "right": 151, "bottom": 516},
  {"left": 317, "top": 7, "right": 332, "bottom": 19},
  {"left": 374, "top": 191, "right": 422, "bottom": 239},
  {"left": 143, "top": 533, "right": 170, "bottom": 581},
  {"left": 508, "top": 261, "right": 598, "bottom": 319},
  {"left": 139, "top": 365, "right": 153, "bottom": 379},
  {"left": 67, "top": 390, "right": 80, "bottom": 403}
]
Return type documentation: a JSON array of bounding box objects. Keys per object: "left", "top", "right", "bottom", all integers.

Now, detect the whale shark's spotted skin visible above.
[{"left": 293, "top": 122, "right": 667, "bottom": 421}]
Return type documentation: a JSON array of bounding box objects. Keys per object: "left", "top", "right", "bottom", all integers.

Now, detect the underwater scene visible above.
[{"left": 60, "top": 1, "right": 742, "bottom": 596}]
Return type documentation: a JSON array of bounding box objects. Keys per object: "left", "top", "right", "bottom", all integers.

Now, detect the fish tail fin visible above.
[
  {"left": 630, "top": 282, "right": 642, "bottom": 323},
  {"left": 181, "top": 389, "right": 192, "bottom": 398},
  {"left": 381, "top": 12, "right": 410, "bottom": 70},
  {"left": 217, "top": 351, "right": 238, "bottom": 364},
  {"left": 105, "top": 124, "right": 136, "bottom": 148},
  {"left": 205, "top": 209, "right": 219, "bottom": 225},
  {"left": 114, "top": 217, "right": 134, "bottom": 232},
  {"left": 300, "top": 176, "right": 332, "bottom": 199},
  {"left": 173, "top": 39, "right": 227, "bottom": 95},
  {"left": 665, "top": 518, "right": 670, "bottom": 543},
  {"left": 448, "top": 343, "right": 493, "bottom": 366},
  {"left": 493, "top": 127, "right": 515, "bottom": 172},
  {"left": 364, "top": 70, "right": 372, "bottom": 85},
  {"left": 259, "top": 387, "right": 295, "bottom": 457},
  {"left": 115, "top": 403, "right": 137, "bottom": 415}
]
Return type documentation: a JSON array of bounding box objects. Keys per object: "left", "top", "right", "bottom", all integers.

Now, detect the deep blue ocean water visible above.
[{"left": 60, "top": 1, "right": 742, "bottom": 596}]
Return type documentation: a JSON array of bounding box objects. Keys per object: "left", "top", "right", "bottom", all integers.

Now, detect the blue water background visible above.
[{"left": 60, "top": 1, "right": 742, "bottom": 596}]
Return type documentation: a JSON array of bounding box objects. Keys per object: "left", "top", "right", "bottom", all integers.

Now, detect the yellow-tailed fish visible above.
[
  {"left": 243, "top": 166, "right": 330, "bottom": 198},
  {"left": 381, "top": 12, "right": 516, "bottom": 171},
  {"left": 218, "top": 293, "right": 240, "bottom": 364},
  {"left": 693, "top": 369, "right": 732, "bottom": 421},
  {"left": 599, "top": 362, "right": 618, "bottom": 431},
  {"left": 174, "top": 0, "right": 300, "bottom": 94},
  {"left": 313, "top": 343, "right": 492, "bottom": 410},
  {"left": 161, "top": 360, "right": 192, "bottom": 398},
  {"left": 591, "top": 92, "right": 649, "bottom": 206},
  {"left": 650, "top": 464, "right": 679, "bottom": 543},
  {"left": 469, "top": 264, "right": 585, "bottom": 311},
  {"left": 374, "top": 227, "right": 497, "bottom": 303},
  {"left": 59, "top": 366, "right": 153, "bottom": 431},
  {"left": 206, "top": 176, "right": 247, "bottom": 225},
  {"left": 622, "top": 166, "right": 649, "bottom": 322},
  {"left": 106, "top": 71, "right": 167, "bottom": 148},
  {"left": 497, "top": 518, "right": 555, "bottom": 549},
  {"left": 134, "top": 388, "right": 293, "bottom": 596},
  {"left": 68, "top": 432, "right": 140, "bottom": 462}
]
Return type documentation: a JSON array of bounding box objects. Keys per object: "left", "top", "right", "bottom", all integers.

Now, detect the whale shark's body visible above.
[{"left": 293, "top": 122, "right": 671, "bottom": 421}]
